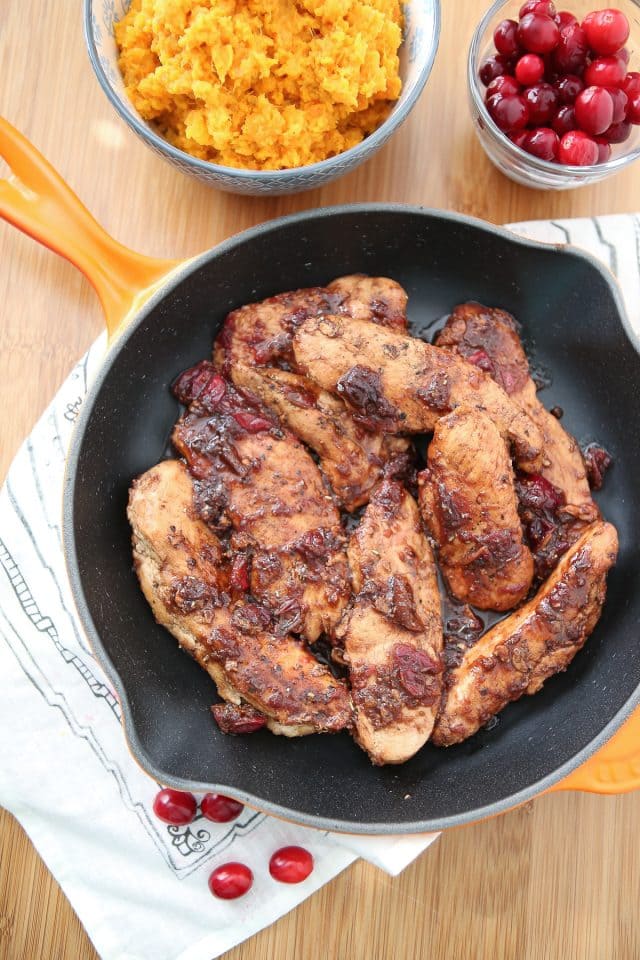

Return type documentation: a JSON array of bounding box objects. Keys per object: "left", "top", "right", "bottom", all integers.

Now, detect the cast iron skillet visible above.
[{"left": 2, "top": 119, "right": 640, "bottom": 833}]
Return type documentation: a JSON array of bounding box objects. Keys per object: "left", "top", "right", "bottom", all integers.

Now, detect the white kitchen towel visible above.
[{"left": 0, "top": 213, "right": 638, "bottom": 960}]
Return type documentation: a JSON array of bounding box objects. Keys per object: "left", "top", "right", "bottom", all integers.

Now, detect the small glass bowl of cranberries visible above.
[{"left": 469, "top": 0, "right": 640, "bottom": 188}]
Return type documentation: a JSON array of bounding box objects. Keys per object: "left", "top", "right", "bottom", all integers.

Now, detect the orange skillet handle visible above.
[
  {"left": 0, "top": 117, "right": 181, "bottom": 342},
  {"left": 548, "top": 705, "right": 640, "bottom": 795}
]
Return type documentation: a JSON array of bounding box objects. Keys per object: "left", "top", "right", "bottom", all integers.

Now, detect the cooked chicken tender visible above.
[
  {"left": 172, "top": 364, "right": 350, "bottom": 642},
  {"left": 437, "top": 302, "right": 597, "bottom": 522},
  {"left": 292, "top": 316, "right": 544, "bottom": 472},
  {"left": 336, "top": 480, "right": 443, "bottom": 764},
  {"left": 232, "top": 364, "right": 411, "bottom": 510},
  {"left": 128, "top": 460, "right": 352, "bottom": 735},
  {"left": 214, "top": 274, "right": 408, "bottom": 373},
  {"left": 419, "top": 408, "right": 534, "bottom": 611},
  {"left": 432, "top": 521, "right": 618, "bottom": 746}
]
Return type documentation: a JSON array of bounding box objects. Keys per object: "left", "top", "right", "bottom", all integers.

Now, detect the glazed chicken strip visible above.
[
  {"left": 172, "top": 363, "right": 350, "bottom": 642},
  {"left": 436, "top": 302, "right": 597, "bottom": 522},
  {"left": 292, "top": 316, "right": 544, "bottom": 472},
  {"left": 128, "top": 461, "right": 351, "bottom": 736},
  {"left": 432, "top": 521, "right": 618, "bottom": 746},
  {"left": 419, "top": 408, "right": 534, "bottom": 611},
  {"left": 336, "top": 480, "right": 443, "bottom": 765},
  {"left": 214, "top": 274, "right": 408, "bottom": 373},
  {"left": 232, "top": 364, "right": 411, "bottom": 510}
]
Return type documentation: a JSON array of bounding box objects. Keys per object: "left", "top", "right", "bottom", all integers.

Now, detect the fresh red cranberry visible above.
[
  {"left": 575, "top": 85, "right": 614, "bottom": 134},
  {"left": 479, "top": 54, "right": 513, "bottom": 86},
  {"left": 153, "top": 788, "right": 197, "bottom": 825},
  {"left": 524, "top": 82, "right": 559, "bottom": 123},
  {"left": 582, "top": 8, "right": 630, "bottom": 56},
  {"left": 487, "top": 93, "right": 530, "bottom": 131},
  {"left": 522, "top": 126, "right": 560, "bottom": 159},
  {"left": 201, "top": 793, "right": 244, "bottom": 823},
  {"left": 607, "top": 87, "right": 628, "bottom": 122},
  {"left": 615, "top": 46, "right": 630, "bottom": 65},
  {"left": 516, "top": 52, "right": 546, "bottom": 85},
  {"left": 517, "top": 12, "right": 560, "bottom": 53},
  {"left": 208, "top": 862, "right": 253, "bottom": 899},
  {"left": 232, "top": 411, "right": 272, "bottom": 432},
  {"left": 627, "top": 94, "right": 640, "bottom": 124},
  {"left": 552, "top": 104, "right": 577, "bottom": 134},
  {"left": 594, "top": 136, "right": 612, "bottom": 162},
  {"left": 555, "top": 11, "right": 578, "bottom": 30},
  {"left": 558, "top": 129, "right": 599, "bottom": 164},
  {"left": 269, "top": 846, "right": 314, "bottom": 884},
  {"left": 494, "top": 19, "right": 521, "bottom": 56},
  {"left": 553, "top": 23, "right": 589, "bottom": 74},
  {"left": 584, "top": 56, "right": 627, "bottom": 88},
  {"left": 520, "top": 0, "right": 556, "bottom": 16},
  {"left": 510, "top": 130, "right": 530, "bottom": 147},
  {"left": 487, "top": 74, "right": 521, "bottom": 97},
  {"left": 603, "top": 118, "right": 631, "bottom": 142},
  {"left": 621, "top": 72, "right": 640, "bottom": 121},
  {"left": 555, "top": 74, "right": 583, "bottom": 103}
]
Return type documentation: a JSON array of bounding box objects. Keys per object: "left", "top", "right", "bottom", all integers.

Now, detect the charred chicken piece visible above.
[
  {"left": 231, "top": 364, "right": 412, "bottom": 511},
  {"left": 419, "top": 408, "right": 534, "bottom": 611},
  {"left": 432, "top": 521, "right": 618, "bottom": 746},
  {"left": 214, "top": 274, "right": 408, "bottom": 373},
  {"left": 292, "top": 316, "right": 544, "bottom": 472},
  {"left": 172, "top": 365, "right": 350, "bottom": 643},
  {"left": 336, "top": 480, "right": 443, "bottom": 765},
  {"left": 436, "top": 303, "right": 598, "bottom": 522},
  {"left": 128, "top": 460, "right": 351, "bottom": 735}
]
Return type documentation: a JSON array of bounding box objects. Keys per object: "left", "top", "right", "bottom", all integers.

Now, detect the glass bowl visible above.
[
  {"left": 468, "top": 0, "right": 640, "bottom": 188},
  {"left": 85, "top": 0, "right": 440, "bottom": 196}
]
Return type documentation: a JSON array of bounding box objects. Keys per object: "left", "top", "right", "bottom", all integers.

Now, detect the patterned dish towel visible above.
[{"left": 0, "top": 214, "right": 638, "bottom": 960}]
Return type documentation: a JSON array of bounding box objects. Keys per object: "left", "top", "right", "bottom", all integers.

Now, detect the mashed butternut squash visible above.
[{"left": 115, "top": 0, "right": 403, "bottom": 170}]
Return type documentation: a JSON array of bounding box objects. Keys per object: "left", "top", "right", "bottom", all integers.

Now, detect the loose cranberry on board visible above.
[
  {"left": 201, "top": 793, "right": 244, "bottom": 823},
  {"left": 269, "top": 846, "right": 314, "bottom": 884},
  {"left": 152, "top": 788, "right": 197, "bottom": 825},
  {"left": 208, "top": 862, "right": 253, "bottom": 899}
]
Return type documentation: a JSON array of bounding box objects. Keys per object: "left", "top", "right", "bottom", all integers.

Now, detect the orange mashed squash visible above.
[{"left": 115, "top": 0, "right": 403, "bottom": 170}]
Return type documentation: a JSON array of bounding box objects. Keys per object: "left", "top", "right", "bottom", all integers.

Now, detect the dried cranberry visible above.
[
  {"left": 582, "top": 442, "right": 612, "bottom": 490},
  {"left": 393, "top": 643, "right": 440, "bottom": 698},
  {"left": 582, "top": 9, "right": 630, "bottom": 56},
  {"left": 229, "top": 554, "right": 250, "bottom": 592},
  {"left": 466, "top": 347, "right": 495, "bottom": 373},
  {"left": 152, "top": 788, "right": 197, "bottom": 825},
  {"left": 211, "top": 702, "right": 267, "bottom": 735},
  {"left": 232, "top": 411, "right": 273, "bottom": 433},
  {"left": 209, "top": 862, "right": 253, "bottom": 899},
  {"left": 201, "top": 793, "right": 244, "bottom": 823},
  {"left": 269, "top": 846, "right": 314, "bottom": 884},
  {"left": 172, "top": 361, "right": 227, "bottom": 409}
]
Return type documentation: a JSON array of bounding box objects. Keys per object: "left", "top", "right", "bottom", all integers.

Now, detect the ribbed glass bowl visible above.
[{"left": 468, "top": 0, "right": 640, "bottom": 188}]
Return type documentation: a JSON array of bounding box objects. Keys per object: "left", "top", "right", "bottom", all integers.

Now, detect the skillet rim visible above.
[{"left": 62, "top": 203, "right": 640, "bottom": 834}]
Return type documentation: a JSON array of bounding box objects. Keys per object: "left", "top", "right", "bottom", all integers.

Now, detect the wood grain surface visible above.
[{"left": 1, "top": 1, "right": 639, "bottom": 958}]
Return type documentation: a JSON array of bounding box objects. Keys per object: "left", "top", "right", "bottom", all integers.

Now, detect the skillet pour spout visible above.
[{"left": 1, "top": 116, "right": 640, "bottom": 833}]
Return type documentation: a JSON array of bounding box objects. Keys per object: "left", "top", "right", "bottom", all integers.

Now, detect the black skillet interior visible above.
[{"left": 65, "top": 207, "right": 640, "bottom": 832}]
